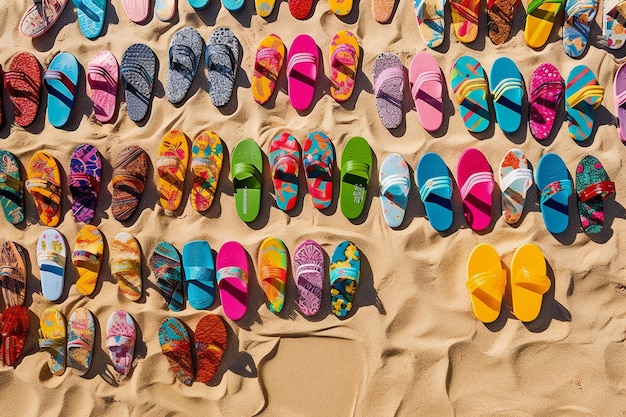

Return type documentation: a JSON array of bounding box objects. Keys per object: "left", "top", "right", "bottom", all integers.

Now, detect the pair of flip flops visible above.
[
  {"left": 563, "top": 0, "right": 597, "bottom": 57},
  {"left": 379, "top": 153, "right": 410, "bottom": 228},
  {"left": 87, "top": 51, "right": 119, "bottom": 123},
  {"left": 525, "top": 0, "right": 565, "bottom": 48},
  {"left": 110, "top": 232, "right": 142, "bottom": 301},
  {"left": 414, "top": 0, "right": 447, "bottom": 48},
  {"left": 69, "top": 144, "right": 102, "bottom": 224},
  {"left": 121, "top": 0, "right": 150, "bottom": 22},
  {"left": 467, "top": 243, "right": 550, "bottom": 323},
  {"left": 106, "top": 310, "right": 136, "bottom": 376},
  {"left": 166, "top": 27, "right": 203, "bottom": 105},
  {"left": 73, "top": 225, "right": 104, "bottom": 296},
  {"left": 111, "top": 145, "right": 149, "bottom": 222},
  {"left": 603, "top": 0, "right": 626, "bottom": 49},
  {"left": 3, "top": 52, "right": 42, "bottom": 128},
  {"left": 340, "top": 136, "right": 372, "bottom": 220},
  {"left": 19, "top": 0, "right": 68, "bottom": 38},
  {"left": 72, "top": 0, "right": 106, "bottom": 38},
  {"left": 120, "top": 44, "right": 157, "bottom": 123},
  {"left": 0, "top": 151, "right": 25, "bottom": 225},
  {"left": 206, "top": 28, "right": 241, "bottom": 108},
  {"left": 487, "top": 0, "right": 521, "bottom": 44},
  {"left": 450, "top": 56, "right": 491, "bottom": 133},
  {"left": 43, "top": 52, "right": 79, "bottom": 128},
  {"left": 26, "top": 151, "right": 62, "bottom": 227},
  {"left": 409, "top": 52, "right": 443, "bottom": 132},
  {"left": 373, "top": 52, "right": 405, "bottom": 129}
]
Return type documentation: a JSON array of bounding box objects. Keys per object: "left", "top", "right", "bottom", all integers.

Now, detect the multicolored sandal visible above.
[
  {"left": 487, "top": 0, "right": 521, "bottom": 44},
  {"left": 0, "top": 241, "right": 27, "bottom": 307},
  {"left": 150, "top": 242, "right": 184, "bottom": 312},
  {"left": 106, "top": 310, "right": 136, "bottom": 376},
  {"left": 576, "top": 155, "right": 615, "bottom": 234},
  {"left": 194, "top": 314, "right": 227, "bottom": 384},
  {"left": 111, "top": 145, "right": 149, "bottom": 222},
  {"left": 0, "top": 305, "right": 29, "bottom": 367},
  {"left": 379, "top": 153, "right": 410, "bottom": 228},
  {"left": 529, "top": 63, "right": 564, "bottom": 141},
  {"left": 499, "top": 149, "right": 533, "bottom": 225},
  {"left": 563, "top": 0, "right": 597, "bottom": 57},
  {"left": 450, "top": 0, "right": 480, "bottom": 43},
  {"left": 252, "top": 34, "right": 285, "bottom": 105},
  {"left": 329, "top": 31, "right": 359, "bottom": 103},
  {"left": 26, "top": 151, "right": 62, "bottom": 227},
  {"left": 37, "top": 228, "right": 66, "bottom": 302},
  {"left": 269, "top": 132, "right": 301, "bottom": 212},
  {"left": 0, "top": 150, "right": 24, "bottom": 225},
  {"left": 66, "top": 308, "right": 95, "bottom": 376},
  {"left": 158, "top": 317, "right": 194, "bottom": 386},
  {"left": 69, "top": 144, "right": 102, "bottom": 224},
  {"left": 565, "top": 65, "right": 604, "bottom": 142},
  {"left": 414, "top": 0, "right": 447, "bottom": 48},
  {"left": 525, "top": 0, "right": 565, "bottom": 48},
  {"left": 258, "top": 237, "right": 288, "bottom": 314},
  {"left": 303, "top": 131, "right": 334, "bottom": 210},
  {"left": 329, "top": 241, "right": 360, "bottom": 318},
  {"left": 293, "top": 239, "right": 324, "bottom": 317},
  {"left": 191, "top": 131, "right": 223, "bottom": 212},
  {"left": 38, "top": 307, "right": 66, "bottom": 376},
  {"left": 72, "top": 225, "right": 103, "bottom": 296},
  {"left": 450, "top": 56, "right": 490, "bottom": 133},
  {"left": 157, "top": 129, "right": 189, "bottom": 213},
  {"left": 603, "top": 0, "right": 626, "bottom": 49},
  {"left": 110, "top": 232, "right": 142, "bottom": 301}
]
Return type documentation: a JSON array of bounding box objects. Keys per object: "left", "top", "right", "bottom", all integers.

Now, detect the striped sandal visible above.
[
  {"left": 450, "top": 0, "right": 480, "bottom": 43},
  {"left": 525, "top": 0, "right": 565, "bottom": 48},
  {"left": 450, "top": 56, "right": 490, "bottom": 133},
  {"left": 565, "top": 65, "right": 604, "bottom": 142},
  {"left": 603, "top": 0, "right": 626, "bottom": 49}
]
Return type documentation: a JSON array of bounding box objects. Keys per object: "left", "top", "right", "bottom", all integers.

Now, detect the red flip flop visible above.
[
  {"left": 289, "top": 0, "right": 313, "bottom": 18},
  {"left": 194, "top": 314, "right": 227, "bottom": 384},
  {"left": 4, "top": 52, "right": 42, "bottom": 127}
]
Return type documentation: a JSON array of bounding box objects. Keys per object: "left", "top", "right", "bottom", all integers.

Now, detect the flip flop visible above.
[
  {"left": 4, "top": 52, "right": 42, "bottom": 128},
  {"left": 603, "top": 0, "right": 626, "bottom": 49},
  {"left": 158, "top": 317, "right": 193, "bottom": 386},
  {"left": 189, "top": 0, "right": 209, "bottom": 8},
  {"left": 66, "top": 308, "right": 95, "bottom": 376},
  {"left": 206, "top": 28, "right": 240, "bottom": 108},
  {"left": 256, "top": 0, "right": 277, "bottom": 16},
  {"left": 329, "top": 241, "right": 360, "bottom": 318},
  {"left": 414, "top": 0, "right": 447, "bottom": 48},
  {"left": 269, "top": 132, "right": 301, "bottom": 212},
  {"left": 0, "top": 241, "right": 27, "bottom": 307},
  {"left": 529, "top": 63, "right": 564, "bottom": 140},
  {"left": 258, "top": 237, "right": 287, "bottom": 314},
  {"left": 450, "top": 0, "right": 480, "bottom": 43},
  {"left": 329, "top": 31, "right": 359, "bottom": 103},
  {"left": 373, "top": 0, "right": 395, "bottom": 22},
  {"left": 87, "top": 51, "right": 119, "bottom": 124},
  {"left": 416, "top": 152, "right": 453, "bottom": 231},
  {"left": 155, "top": 0, "right": 177, "bottom": 20},
  {"left": 293, "top": 239, "right": 324, "bottom": 317},
  {"left": 487, "top": 0, "right": 521, "bottom": 44},
  {"left": 287, "top": 35, "right": 319, "bottom": 111},
  {"left": 565, "top": 65, "right": 604, "bottom": 142},
  {"left": 525, "top": 0, "right": 565, "bottom": 48},
  {"left": 450, "top": 56, "right": 490, "bottom": 133},
  {"left": 562, "top": 0, "right": 597, "bottom": 57},
  {"left": 223, "top": 0, "right": 243, "bottom": 10},
  {"left": 303, "top": 131, "right": 334, "bottom": 210},
  {"left": 43, "top": 52, "right": 78, "bottom": 128},
  {"left": 191, "top": 130, "right": 223, "bottom": 212},
  {"left": 216, "top": 241, "right": 249, "bottom": 321},
  {"left": 111, "top": 145, "right": 149, "bottom": 222},
  {"left": 510, "top": 243, "right": 551, "bottom": 322},
  {"left": 616, "top": 63, "right": 626, "bottom": 142},
  {"left": 340, "top": 136, "right": 372, "bottom": 220},
  {"left": 252, "top": 34, "right": 285, "bottom": 105},
  {"left": 289, "top": 0, "right": 313, "bottom": 18},
  {"left": 150, "top": 241, "right": 184, "bottom": 312},
  {"left": 330, "top": 0, "right": 352, "bottom": 15},
  {"left": 167, "top": 27, "right": 203, "bottom": 104},
  {"left": 194, "top": 314, "right": 227, "bottom": 383},
  {"left": 19, "top": 0, "right": 68, "bottom": 38},
  {"left": 73, "top": 0, "right": 106, "bottom": 38},
  {"left": 231, "top": 139, "right": 263, "bottom": 223},
  {"left": 466, "top": 243, "right": 506, "bottom": 323},
  {"left": 121, "top": 0, "right": 150, "bottom": 22},
  {"left": 489, "top": 57, "right": 524, "bottom": 133},
  {"left": 72, "top": 225, "right": 103, "bottom": 296},
  {"left": 37, "top": 228, "right": 66, "bottom": 302},
  {"left": 0, "top": 150, "right": 24, "bottom": 225},
  {"left": 0, "top": 306, "right": 29, "bottom": 367},
  {"left": 576, "top": 155, "right": 615, "bottom": 234},
  {"left": 38, "top": 308, "right": 66, "bottom": 376},
  {"left": 373, "top": 52, "right": 405, "bottom": 129},
  {"left": 379, "top": 153, "right": 410, "bottom": 228},
  {"left": 535, "top": 153, "right": 572, "bottom": 234},
  {"left": 409, "top": 52, "right": 443, "bottom": 132},
  {"left": 499, "top": 149, "right": 533, "bottom": 225},
  {"left": 120, "top": 44, "right": 157, "bottom": 123},
  {"left": 110, "top": 232, "right": 142, "bottom": 301},
  {"left": 157, "top": 129, "right": 189, "bottom": 213},
  {"left": 26, "top": 151, "right": 61, "bottom": 226},
  {"left": 457, "top": 148, "right": 495, "bottom": 231},
  {"left": 106, "top": 310, "right": 135, "bottom": 376},
  {"left": 183, "top": 240, "right": 216, "bottom": 310},
  {"left": 69, "top": 144, "right": 102, "bottom": 224}
]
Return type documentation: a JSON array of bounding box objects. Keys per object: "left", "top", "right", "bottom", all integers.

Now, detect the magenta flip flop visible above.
[
  {"left": 409, "top": 52, "right": 443, "bottom": 132},
  {"left": 529, "top": 63, "right": 564, "bottom": 140},
  {"left": 287, "top": 35, "right": 319, "bottom": 111},
  {"left": 457, "top": 148, "right": 495, "bottom": 231},
  {"left": 216, "top": 242, "right": 248, "bottom": 320}
]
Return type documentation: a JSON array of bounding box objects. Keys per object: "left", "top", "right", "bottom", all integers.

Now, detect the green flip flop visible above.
[
  {"left": 231, "top": 139, "right": 263, "bottom": 222},
  {"left": 340, "top": 137, "right": 372, "bottom": 219}
]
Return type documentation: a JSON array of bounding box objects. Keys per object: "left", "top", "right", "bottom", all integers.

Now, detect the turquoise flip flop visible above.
[
  {"left": 329, "top": 241, "right": 360, "bottom": 318},
  {"left": 565, "top": 65, "right": 604, "bottom": 142},
  {"left": 535, "top": 153, "right": 572, "bottom": 234},
  {"left": 183, "top": 240, "right": 216, "bottom": 310},
  {"left": 43, "top": 52, "right": 79, "bottom": 128},
  {"left": 416, "top": 152, "right": 453, "bottom": 231},
  {"left": 489, "top": 57, "right": 524, "bottom": 133},
  {"left": 379, "top": 153, "right": 410, "bottom": 228},
  {"left": 72, "top": 0, "right": 106, "bottom": 39}
]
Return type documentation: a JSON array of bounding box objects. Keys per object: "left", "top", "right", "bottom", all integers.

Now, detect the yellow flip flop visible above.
[
  {"left": 329, "top": 30, "right": 360, "bottom": 103},
  {"left": 38, "top": 308, "right": 66, "bottom": 376},
  {"left": 191, "top": 130, "right": 224, "bottom": 212},
  {"left": 110, "top": 232, "right": 142, "bottom": 301},
  {"left": 157, "top": 129, "right": 189, "bottom": 213},
  {"left": 466, "top": 243, "right": 507, "bottom": 323},
  {"left": 525, "top": 0, "right": 565, "bottom": 48},
  {"left": 72, "top": 225, "right": 104, "bottom": 296},
  {"left": 510, "top": 243, "right": 551, "bottom": 322},
  {"left": 25, "top": 151, "right": 62, "bottom": 226},
  {"left": 330, "top": 0, "right": 353, "bottom": 15},
  {"left": 450, "top": 0, "right": 480, "bottom": 43},
  {"left": 252, "top": 34, "right": 285, "bottom": 105}
]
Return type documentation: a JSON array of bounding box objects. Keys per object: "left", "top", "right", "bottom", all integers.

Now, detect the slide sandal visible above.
[
  {"left": 73, "top": 0, "right": 106, "bottom": 38},
  {"left": 37, "top": 228, "right": 66, "bottom": 302},
  {"left": 110, "top": 232, "right": 142, "bottom": 301},
  {"left": 111, "top": 145, "right": 148, "bottom": 222},
  {"left": 167, "top": 27, "right": 203, "bottom": 104},
  {"left": 565, "top": 65, "right": 604, "bottom": 142},
  {"left": 158, "top": 317, "right": 193, "bottom": 386},
  {"left": 329, "top": 241, "right": 360, "bottom": 318},
  {"left": 0, "top": 150, "right": 24, "bottom": 225},
  {"left": 524, "top": 0, "right": 565, "bottom": 48},
  {"left": 120, "top": 43, "right": 157, "bottom": 123},
  {"left": 157, "top": 129, "right": 189, "bottom": 213},
  {"left": 510, "top": 243, "right": 550, "bottom": 322},
  {"left": 106, "top": 310, "right": 136, "bottom": 376},
  {"left": 155, "top": 0, "right": 177, "bottom": 20},
  {"left": 487, "top": 0, "right": 520, "bottom": 44},
  {"left": 562, "top": 0, "right": 597, "bottom": 57},
  {"left": 231, "top": 139, "right": 263, "bottom": 223},
  {"left": 206, "top": 27, "right": 240, "bottom": 108},
  {"left": 183, "top": 240, "right": 216, "bottom": 310},
  {"left": 373, "top": 52, "right": 405, "bottom": 129},
  {"left": 466, "top": 243, "right": 506, "bottom": 323},
  {"left": 529, "top": 63, "right": 564, "bottom": 140},
  {"left": 409, "top": 52, "right": 443, "bottom": 132},
  {"left": 69, "top": 144, "right": 102, "bottom": 224},
  {"left": 195, "top": 314, "right": 227, "bottom": 383},
  {"left": 19, "top": 0, "right": 68, "bottom": 38},
  {"left": 26, "top": 151, "right": 61, "bottom": 227},
  {"left": 340, "top": 136, "right": 372, "bottom": 220},
  {"left": 4, "top": 52, "right": 42, "bottom": 128},
  {"left": 0, "top": 241, "right": 27, "bottom": 307},
  {"left": 414, "top": 0, "right": 447, "bottom": 48},
  {"left": 450, "top": 0, "right": 480, "bottom": 43},
  {"left": 252, "top": 34, "right": 285, "bottom": 105},
  {"left": 289, "top": 0, "right": 313, "bottom": 18},
  {"left": 38, "top": 308, "right": 66, "bottom": 376},
  {"left": 0, "top": 306, "right": 29, "bottom": 367},
  {"left": 450, "top": 56, "right": 490, "bottom": 133},
  {"left": 329, "top": 30, "right": 359, "bottom": 103},
  {"left": 287, "top": 35, "right": 319, "bottom": 111},
  {"left": 603, "top": 0, "right": 626, "bottom": 49},
  {"left": 457, "top": 148, "right": 495, "bottom": 231},
  {"left": 191, "top": 130, "right": 223, "bottom": 212},
  {"left": 499, "top": 149, "right": 533, "bottom": 224},
  {"left": 43, "top": 52, "right": 78, "bottom": 128},
  {"left": 256, "top": 0, "right": 277, "bottom": 16},
  {"left": 330, "top": 0, "right": 352, "bottom": 15},
  {"left": 258, "top": 237, "right": 288, "bottom": 314},
  {"left": 373, "top": 0, "right": 396, "bottom": 22},
  {"left": 87, "top": 51, "right": 118, "bottom": 123},
  {"left": 269, "top": 132, "right": 301, "bottom": 212},
  {"left": 293, "top": 239, "right": 324, "bottom": 316},
  {"left": 303, "top": 131, "right": 334, "bottom": 210},
  {"left": 216, "top": 242, "right": 249, "bottom": 320},
  {"left": 67, "top": 308, "right": 95, "bottom": 376},
  {"left": 489, "top": 57, "right": 524, "bottom": 133},
  {"left": 72, "top": 225, "right": 103, "bottom": 296},
  {"left": 416, "top": 152, "right": 453, "bottom": 231},
  {"left": 576, "top": 155, "right": 615, "bottom": 234},
  {"left": 150, "top": 241, "right": 184, "bottom": 312},
  {"left": 615, "top": 63, "right": 626, "bottom": 142},
  {"left": 535, "top": 153, "right": 572, "bottom": 234},
  {"left": 121, "top": 0, "right": 150, "bottom": 22},
  {"left": 379, "top": 153, "right": 410, "bottom": 228}
]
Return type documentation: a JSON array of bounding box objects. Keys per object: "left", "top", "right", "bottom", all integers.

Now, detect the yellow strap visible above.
[
  {"left": 567, "top": 85, "right": 604, "bottom": 109},
  {"left": 454, "top": 77, "right": 487, "bottom": 104},
  {"left": 514, "top": 268, "right": 551, "bottom": 294}
]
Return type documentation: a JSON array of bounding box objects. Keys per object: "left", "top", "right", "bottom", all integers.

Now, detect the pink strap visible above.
[
  {"left": 256, "top": 47, "right": 281, "bottom": 62},
  {"left": 616, "top": 90, "right": 626, "bottom": 107},
  {"left": 460, "top": 171, "right": 494, "bottom": 200},
  {"left": 287, "top": 52, "right": 316, "bottom": 76},
  {"left": 273, "top": 154, "right": 299, "bottom": 175},
  {"left": 43, "top": 69, "right": 76, "bottom": 95},
  {"left": 374, "top": 67, "right": 404, "bottom": 96},
  {"left": 411, "top": 70, "right": 440, "bottom": 98},
  {"left": 331, "top": 43, "right": 357, "bottom": 67}
]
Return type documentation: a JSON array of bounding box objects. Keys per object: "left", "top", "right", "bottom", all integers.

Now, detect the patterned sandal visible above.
[
  {"left": 565, "top": 65, "right": 604, "bottom": 142},
  {"left": 26, "top": 151, "right": 62, "bottom": 227},
  {"left": 499, "top": 149, "right": 533, "bottom": 225},
  {"left": 414, "top": 0, "right": 447, "bottom": 48},
  {"left": 252, "top": 34, "right": 285, "bottom": 105},
  {"left": 525, "top": 0, "right": 565, "bottom": 48},
  {"left": 269, "top": 132, "right": 301, "bottom": 212},
  {"left": 111, "top": 145, "right": 148, "bottom": 222},
  {"left": 159, "top": 317, "right": 194, "bottom": 386},
  {"left": 0, "top": 305, "right": 30, "bottom": 367},
  {"left": 329, "top": 241, "right": 360, "bottom": 318},
  {"left": 157, "top": 129, "right": 189, "bottom": 213},
  {"left": 106, "top": 310, "right": 136, "bottom": 376},
  {"left": 529, "top": 63, "right": 564, "bottom": 141},
  {"left": 450, "top": 56, "right": 490, "bottom": 133},
  {"left": 450, "top": 0, "right": 480, "bottom": 43},
  {"left": 66, "top": 308, "right": 95, "bottom": 376},
  {"left": 562, "top": 0, "right": 597, "bottom": 57},
  {"left": 72, "top": 225, "right": 104, "bottom": 296},
  {"left": 0, "top": 150, "right": 24, "bottom": 225},
  {"left": 303, "top": 131, "right": 334, "bottom": 210},
  {"left": 0, "top": 241, "right": 27, "bottom": 307},
  {"left": 576, "top": 155, "right": 616, "bottom": 234},
  {"left": 69, "top": 144, "right": 102, "bottom": 224},
  {"left": 487, "top": 0, "right": 521, "bottom": 44},
  {"left": 194, "top": 314, "right": 227, "bottom": 384},
  {"left": 293, "top": 239, "right": 324, "bottom": 317},
  {"left": 258, "top": 237, "right": 288, "bottom": 314},
  {"left": 150, "top": 242, "right": 184, "bottom": 312},
  {"left": 603, "top": 0, "right": 626, "bottom": 49},
  {"left": 190, "top": 131, "right": 223, "bottom": 212},
  {"left": 110, "top": 232, "right": 142, "bottom": 301},
  {"left": 38, "top": 307, "right": 66, "bottom": 376}
]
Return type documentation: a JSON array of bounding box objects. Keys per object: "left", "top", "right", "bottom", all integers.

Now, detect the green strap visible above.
[
  {"left": 232, "top": 162, "right": 262, "bottom": 187},
  {"left": 527, "top": 0, "right": 564, "bottom": 15},
  {"left": 342, "top": 160, "right": 369, "bottom": 180}
]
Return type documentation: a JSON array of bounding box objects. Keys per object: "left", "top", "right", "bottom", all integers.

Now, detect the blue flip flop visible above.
[
  {"left": 565, "top": 65, "right": 604, "bottom": 142},
  {"left": 417, "top": 152, "right": 453, "bottom": 231},
  {"left": 72, "top": 0, "right": 106, "bottom": 39},
  {"left": 43, "top": 52, "right": 79, "bottom": 128},
  {"left": 120, "top": 44, "right": 157, "bottom": 122},
  {"left": 188, "top": 0, "right": 209, "bottom": 8},
  {"left": 223, "top": 0, "right": 244, "bottom": 11},
  {"left": 489, "top": 57, "right": 524, "bottom": 133},
  {"left": 183, "top": 240, "right": 216, "bottom": 310},
  {"left": 535, "top": 153, "right": 573, "bottom": 234},
  {"left": 329, "top": 241, "right": 360, "bottom": 318},
  {"left": 379, "top": 153, "right": 410, "bottom": 228}
]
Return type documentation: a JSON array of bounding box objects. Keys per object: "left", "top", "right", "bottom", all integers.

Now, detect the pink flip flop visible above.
[
  {"left": 121, "top": 0, "right": 150, "bottom": 23},
  {"left": 87, "top": 51, "right": 119, "bottom": 124},
  {"left": 457, "top": 148, "right": 495, "bottom": 231},
  {"left": 216, "top": 242, "right": 248, "bottom": 320},
  {"left": 409, "top": 52, "right": 443, "bottom": 132},
  {"left": 614, "top": 63, "right": 626, "bottom": 142},
  {"left": 529, "top": 63, "right": 564, "bottom": 141},
  {"left": 287, "top": 35, "right": 319, "bottom": 112}
]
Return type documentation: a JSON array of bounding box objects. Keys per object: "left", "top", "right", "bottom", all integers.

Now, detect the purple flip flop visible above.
[
  {"left": 293, "top": 239, "right": 324, "bottom": 316},
  {"left": 69, "top": 144, "right": 102, "bottom": 223}
]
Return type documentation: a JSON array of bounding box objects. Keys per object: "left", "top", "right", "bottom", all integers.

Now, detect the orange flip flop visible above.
[
  {"left": 26, "top": 151, "right": 61, "bottom": 226},
  {"left": 466, "top": 243, "right": 506, "bottom": 323},
  {"left": 157, "top": 129, "right": 189, "bottom": 213},
  {"left": 252, "top": 34, "right": 285, "bottom": 105},
  {"left": 510, "top": 243, "right": 551, "bottom": 322}
]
